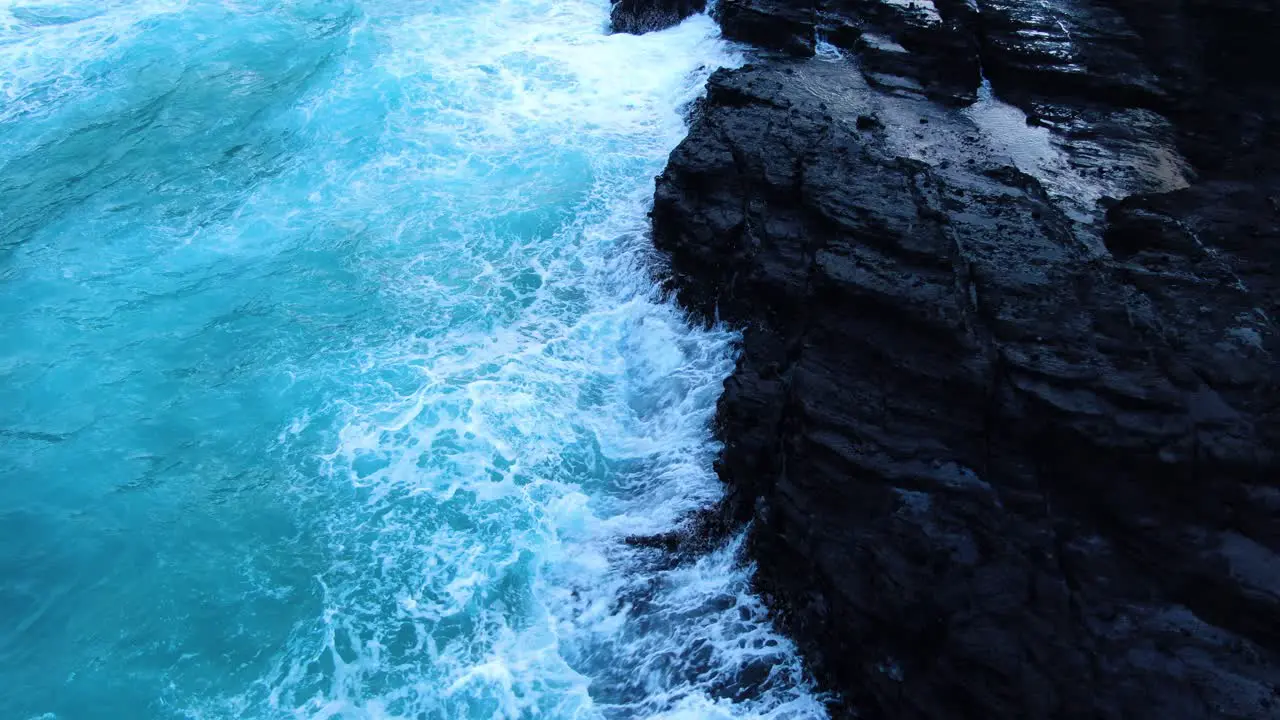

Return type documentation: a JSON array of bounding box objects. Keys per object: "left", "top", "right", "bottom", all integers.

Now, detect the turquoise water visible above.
[{"left": 0, "top": 1, "right": 826, "bottom": 718}]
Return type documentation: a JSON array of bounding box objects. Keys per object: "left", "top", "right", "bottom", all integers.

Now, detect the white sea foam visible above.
[
  {"left": 0, "top": 0, "right": 188, "bottom": 124},
  {"left": 183, "top": 1, "right": 826, "bottom": 718},
  {"left": 0, "top": 0, "right": 821, "bottom": 713}
]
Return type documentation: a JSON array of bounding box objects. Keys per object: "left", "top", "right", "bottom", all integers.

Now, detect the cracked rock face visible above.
[{"left": 649, "top": 0, "right": 1280, "bottom": 715}]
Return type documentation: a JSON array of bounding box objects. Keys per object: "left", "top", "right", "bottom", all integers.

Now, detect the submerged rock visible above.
[{"left": 650, "top": 0, "right": 1280, "bottom": 717}]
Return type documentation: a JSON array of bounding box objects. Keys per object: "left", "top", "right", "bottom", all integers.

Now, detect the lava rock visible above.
[
  {"left": 651, "top": 40, "right": 1280, "bottom": 720},
  {"left": 716, "top": 0, "right": 817, "bottom": 56},
  {"left": 609, "top": 0, "right": 706, "bottom": 34},
  {"left": 974, "top": 0, "right": 1168, "bottom": 110},
  {"left": 1105, "top": 0, "right": 1280, "bottom": 174},
  {"left": 841, "top": 0, "right": 983, "bottom": 104}
]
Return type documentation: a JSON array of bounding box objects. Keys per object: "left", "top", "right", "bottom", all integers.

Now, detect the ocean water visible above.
[{"left": 0, "top": 1, "right": 827, "bottom": 718}]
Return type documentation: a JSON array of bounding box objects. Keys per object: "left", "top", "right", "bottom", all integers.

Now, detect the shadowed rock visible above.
[
  {"left": 610, "top": 0, "right": 707, "bottom": 34},
  {"left": 716, "top": 0, "right": 817, "bottom": 56},
  {"left": 649, "top": 1, "right": 1280, "bottom": 716}
]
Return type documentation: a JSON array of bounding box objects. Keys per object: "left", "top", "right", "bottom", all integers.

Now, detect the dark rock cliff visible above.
[
  {"left": 644, "top": 0, "right": 1280, "bottom": 717},
  {"left": 609, "top": 0, "right": 706, "bottom": 34}
]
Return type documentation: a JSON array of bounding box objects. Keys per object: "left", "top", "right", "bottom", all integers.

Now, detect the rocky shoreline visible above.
[{"left": 617, "top": 1, "right": 1280, "bottom": 717}]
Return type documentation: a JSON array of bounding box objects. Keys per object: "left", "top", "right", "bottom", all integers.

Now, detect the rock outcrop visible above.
[
  {"left": 647, "top": 0, "right": 1280, "bottom": 717},
  {"left": 609, "top": 0, "right": 706, "bottom": 34}
]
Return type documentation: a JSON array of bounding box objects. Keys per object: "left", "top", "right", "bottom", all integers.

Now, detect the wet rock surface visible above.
[
  {"left": 716, "top": 0, "right": 819, "bottom": 56},
  {"left": 609, "top": 0, "right": 706, "bottom": 34},
  {"left": 647, "top": 0, "right": 1280, "bottom": 717}
]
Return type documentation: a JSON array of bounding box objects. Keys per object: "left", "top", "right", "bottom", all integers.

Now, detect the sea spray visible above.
[{"left": 0, "top": 2, "right": 827, "bottom": 717}]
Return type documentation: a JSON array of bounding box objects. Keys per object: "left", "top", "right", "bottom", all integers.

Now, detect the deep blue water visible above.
[{"left": 0, "top": 1, "right": 826, "bottom": 718}]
